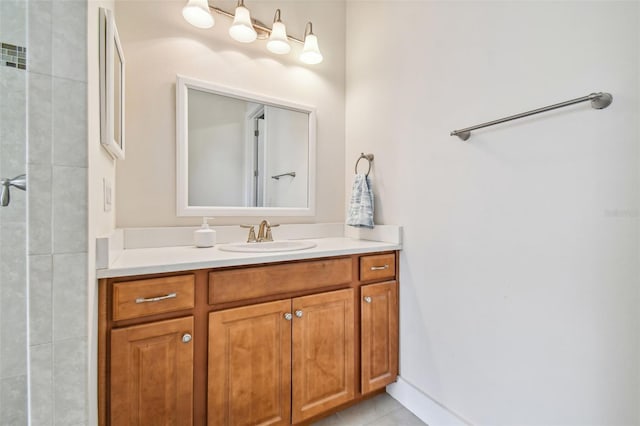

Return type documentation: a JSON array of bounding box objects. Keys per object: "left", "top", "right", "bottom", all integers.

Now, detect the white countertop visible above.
[{"left": 97, "top": 237, "right": 401, "bottom": 279}]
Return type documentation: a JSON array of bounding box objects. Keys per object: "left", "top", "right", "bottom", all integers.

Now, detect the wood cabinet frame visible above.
[{"left": 99, "top": 251, "right": 399, "bottom": 426}]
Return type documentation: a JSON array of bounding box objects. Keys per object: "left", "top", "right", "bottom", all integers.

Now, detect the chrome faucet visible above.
[{"left": 1, "top": 174, "right": 26, "bottom": 207}]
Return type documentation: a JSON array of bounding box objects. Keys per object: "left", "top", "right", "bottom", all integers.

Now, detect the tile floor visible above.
[{"left": 311, "top": 393, "right": 427, "bottom": 426}]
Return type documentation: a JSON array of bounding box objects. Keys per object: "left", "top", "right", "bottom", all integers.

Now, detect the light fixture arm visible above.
[
  {"left": 304, "top": 21, "right": 313, "bottom": 37},
  {"left": 182, "top": 0, "right": 322, "bottom": 63},
  {"left": 208, "top": 5, "right": 304, "bottom": 43}
]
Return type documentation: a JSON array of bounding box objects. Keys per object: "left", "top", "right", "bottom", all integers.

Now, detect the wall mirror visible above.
[
  {"left": 99, "top": 7, "right": 126, "bottom": 159},
  {"left": 176, "top": 75, "right": 316, "bottom": 216}
]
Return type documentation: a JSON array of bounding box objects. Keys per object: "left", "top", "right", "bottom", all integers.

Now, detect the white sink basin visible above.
[{"left": 218, "top": 240, "right": 317, "bottom": 253}]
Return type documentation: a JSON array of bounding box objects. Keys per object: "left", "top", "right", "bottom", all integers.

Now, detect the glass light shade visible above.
[
  {"left": 182, "top": 0, "right": 214, "bottom": 29},
  {"left": 300, "top": 33, "right": 323, "bottom": 64},
  {"left": 229, "top": 6, "right": 257, "bottom": 43},
  {"left": 266, "top": 22, "right": 291, "bottom": 54}
]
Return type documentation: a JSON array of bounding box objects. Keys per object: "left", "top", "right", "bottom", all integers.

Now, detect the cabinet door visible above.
[
  {"left": 208, "top": 299, "right": 292, "bottom": 426},
  {"left": 292, "top": 289, "right": 355, "bottom": 423},
  {"left": 361, "top": 281, "right": 398, "bottom": 394},
  {"left": 110, "top": 316, "right": 194, "bottom": 426}
]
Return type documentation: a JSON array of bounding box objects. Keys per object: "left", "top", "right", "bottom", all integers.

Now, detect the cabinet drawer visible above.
[
  {"left": 359, "top": 253, "right": 395, "bottom": 282},
  {"left": 209, "top": 257, "right": 352, "bottom": 305},
  {"left": 112, "top": 275, "right": 195, "bottom": 321}
]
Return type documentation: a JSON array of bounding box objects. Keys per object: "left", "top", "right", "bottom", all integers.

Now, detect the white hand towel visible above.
[{"left": 346, "top": 173, "right": 374, "bottom": 228}]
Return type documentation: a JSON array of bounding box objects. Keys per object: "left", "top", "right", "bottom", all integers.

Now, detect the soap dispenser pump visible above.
[{"left": 194, "top": 217, "right": 216, "bottom": 248}]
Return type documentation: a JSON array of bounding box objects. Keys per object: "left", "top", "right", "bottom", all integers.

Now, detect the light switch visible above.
[{"left": 103, "top": 178, "right": 112, "bottom": 212}]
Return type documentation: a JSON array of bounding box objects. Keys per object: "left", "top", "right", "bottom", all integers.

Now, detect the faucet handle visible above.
[
  {"left": 240, "top": 224, "right": 257, "bottom": 242},
  {"left": 264, "top": 223, "right": 279, "bottom": 242}
]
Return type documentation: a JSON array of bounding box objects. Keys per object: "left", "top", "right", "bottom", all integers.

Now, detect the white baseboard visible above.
[{"left": 387, "top": 377, "right": 472, "bottom": 426}]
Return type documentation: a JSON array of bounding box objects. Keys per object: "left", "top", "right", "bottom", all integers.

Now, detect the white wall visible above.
[
  {"left": 114, "top": 0, "right": 345, "bottom": 227},
  {"left": 346, "top": 1, "right": 639, "bottom": 425}
]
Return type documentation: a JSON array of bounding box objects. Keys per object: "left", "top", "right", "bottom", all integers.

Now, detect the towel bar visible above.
[
  {"left": 271, "top": 172, "right": 296, "bottom": 180},
  {"left": 450, "top": 92, "right": 613, "bottom": 141}
]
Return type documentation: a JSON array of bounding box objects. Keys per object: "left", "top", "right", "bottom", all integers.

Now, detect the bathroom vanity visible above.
[{"left": 98, "top": 239, "right": 399, "bottom": 425}]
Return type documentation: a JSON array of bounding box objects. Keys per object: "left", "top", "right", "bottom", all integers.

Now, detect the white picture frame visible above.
[{"left": 99, "top": 7, "right": 125, "bottom": 159}]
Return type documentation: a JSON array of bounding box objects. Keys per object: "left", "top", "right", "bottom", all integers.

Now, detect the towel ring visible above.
[{"left": 355, "top": 153, "right": 374, "bottom": 177}]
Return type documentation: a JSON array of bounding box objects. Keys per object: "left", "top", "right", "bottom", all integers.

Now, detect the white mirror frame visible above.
[
  {"left": 176, "top": 75, "right": 317, "bottom": 217},
  {"left": 99, "top": 7, "right": 125, "bottom": 159}
]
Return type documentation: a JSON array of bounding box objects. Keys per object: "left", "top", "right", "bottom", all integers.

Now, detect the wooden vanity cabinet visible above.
[
  {"left": 359, "top": 252, "right": 398, "bottom": 393},
  {"left": 208, "top": 289, "right": 355, "bottom": 426},
  {"left": 99, "top": 251, "right": 399, "bottom": 426},
  {"left": 110, "top": 316, "right": 194, "bottom": 426},
  {"left": 360, "top": 281, "right": 398, "bottom": 393},
  {"left": 208, "top": 299, "right": 292, "bottom": 426},
  {"left": 100, "top": 273, "right": 197, "bottom": 426},
  {"left": 291, "top": 289, "right": 355, "bottom": 423}
]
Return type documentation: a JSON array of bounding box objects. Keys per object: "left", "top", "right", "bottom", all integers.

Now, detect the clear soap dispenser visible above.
[{"left": 194, "top": 217, "right": 216, "bottom": 248}]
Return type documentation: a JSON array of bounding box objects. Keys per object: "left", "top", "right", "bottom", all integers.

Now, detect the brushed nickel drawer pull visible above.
[
  {"left": 135, "top": 292, "right": 177, "bottom": 304},
  {"left": 364, "top": 296, "right": 372, "bottom": 303},
  {"left": 370, "top": 265, "right": 389, "bottom": 271}
]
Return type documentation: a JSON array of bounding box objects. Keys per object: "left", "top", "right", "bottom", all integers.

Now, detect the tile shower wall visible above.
[
  {"left": 0, "top": 0, "right": 28, "bottom": 423},
  {"left": 27, "top": 0, "right": 88, "bottom": 425}
]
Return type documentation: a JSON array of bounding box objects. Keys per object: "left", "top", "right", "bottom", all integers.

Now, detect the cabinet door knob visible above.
[
  {"left": 363, "top": 296, "right": 372, "bottom": 304},
  {"left": 182, "top": 333, "right": 192, "bottom": 343},
  {"left": 284, "top": 312, "right": 293, "bottom": 321},
  {"left": 295, "top": 310, "right": 303, "bottom": 318}
]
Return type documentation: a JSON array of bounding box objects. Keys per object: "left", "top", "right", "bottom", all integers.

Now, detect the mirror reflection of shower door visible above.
[
  {"left": 264, "top": 105, "right": 309, "bottom": 208},
  {"left": 242, "top": 103, "right": 308, "bottom": 208}
]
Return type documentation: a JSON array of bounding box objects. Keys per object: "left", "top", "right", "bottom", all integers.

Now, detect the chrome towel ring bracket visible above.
[{"left": 355, "top": 153, "right": 374, "bottom": 176}]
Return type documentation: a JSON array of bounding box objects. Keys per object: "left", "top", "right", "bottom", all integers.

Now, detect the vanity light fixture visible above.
[
  {"left": 181, "top": 0, "right": 323, "bottom": 64},
  {"left": 300, "top": 22, "right": 323, "bottom": 65},
  {"left": 266, "top": 9, "right": 290, "bottom": 55},
  {"left": 229, "top": 0, "right": 257, "bottom": 43},
  {"left": 182, "top": 0, "right": 214, "bottom": 29}
]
